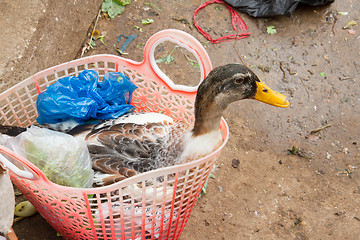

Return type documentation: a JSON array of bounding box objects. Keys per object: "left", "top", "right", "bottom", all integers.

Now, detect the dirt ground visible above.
[{"left": 1, "top": 0, "right": 360, "bottom": 239}]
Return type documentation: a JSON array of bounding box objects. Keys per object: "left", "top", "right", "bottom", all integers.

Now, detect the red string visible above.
[{"left": 193, "top": 0, "right": 251, "bottom": 43}]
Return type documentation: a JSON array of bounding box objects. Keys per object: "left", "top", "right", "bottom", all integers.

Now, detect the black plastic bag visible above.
[{"left": 224, "top": 0, "right": 335, "bottom": 17}]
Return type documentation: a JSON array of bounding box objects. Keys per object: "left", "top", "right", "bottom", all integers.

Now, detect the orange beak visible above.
[{"left": 254, "top": 80, "right": 290, "bottom": 108}]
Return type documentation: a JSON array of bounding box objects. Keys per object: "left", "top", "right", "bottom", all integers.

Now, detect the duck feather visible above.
[{"left": 68, "top": 112, "right": 192, "bottom": 185}]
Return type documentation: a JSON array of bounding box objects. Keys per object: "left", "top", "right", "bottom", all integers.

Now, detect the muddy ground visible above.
[{"left": 1, "top": 0, "right": 360, "bottom": 239}]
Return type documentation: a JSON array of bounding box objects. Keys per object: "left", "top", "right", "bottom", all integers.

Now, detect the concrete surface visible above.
[
  {"left": 0, "top": 0, "right": 102, "bottom": 92},
  {"left": 1, "top": 0, "right": 360, "bottom": 239}
]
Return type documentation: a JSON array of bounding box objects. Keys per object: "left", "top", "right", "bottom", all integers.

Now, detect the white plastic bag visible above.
[{"left": 8, "top": 126, "right": 93, "bottom": 188}]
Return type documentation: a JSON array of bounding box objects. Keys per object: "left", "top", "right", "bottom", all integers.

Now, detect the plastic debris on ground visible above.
[
  {"left": 4, "top": 126, "right": 94, "bottom": 188},
  {"left": 36, "top": 70, "right": 137, "bottom": 125},
  {"left": 116, "top": 34, "right": 137, "bottom": 54},
  {"left": 224, "top": 0, "right": 335, "bottom": 17},
  {"left": 193, "top": 0, "right": 251, "bottom": 43}
]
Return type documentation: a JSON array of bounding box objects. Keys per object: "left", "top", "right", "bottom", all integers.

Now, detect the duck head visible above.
[{"left": 192, "top": 64, "right": 289, "bottom": 136}]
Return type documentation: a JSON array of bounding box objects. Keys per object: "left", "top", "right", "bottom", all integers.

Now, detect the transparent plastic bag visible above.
[{"left": 7, "top": 126, "right": 94, "bottom": 188}]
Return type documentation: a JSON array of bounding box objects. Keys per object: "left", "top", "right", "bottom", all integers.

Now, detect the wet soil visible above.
[{"left": 3, "top": 0, "right": 360, "bottom": 239}]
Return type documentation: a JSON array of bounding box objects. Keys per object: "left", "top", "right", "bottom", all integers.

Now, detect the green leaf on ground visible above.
[
  {"left": 156, "top": 48, "right": 176, "bottom": 64},
  {"left": 102, "top": 0, "right": 131, "bottom": 18},
  {"left": 141, "top": 18, "right": 154, "bottom": 25},
  {"left": 320, "top": 72, "right": 326, "bottom": 77},
  {"left": 90, "top": 39, "right": 96, "bottom": 47},
  {"left": 184, "top": 54, "right": 199, "bottom": 68},
  {"left": 266, "top": 25, "right": 277, "bottom": 34},
  {"left": 144, "top": 2, "right": 161, "bottom": 12},
  {"left": 97, "top": 35, "right": 107, "bottom": 46},
  {"left": 343, "top": 20, "right": 357, "bottom": 29},
  {"left": 133, "top": 25, "right": 142, "bottom": 32},
  {"left": 287, "top": 146, "right": 311, "bottom": 159},
  {"left": 156, "top": 55, "right": 174, "bottom": 64}
]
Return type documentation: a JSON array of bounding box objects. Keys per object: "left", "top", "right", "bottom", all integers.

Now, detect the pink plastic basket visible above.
[{"left": 0, "top": 29, "right": 229, "bottom": 240}]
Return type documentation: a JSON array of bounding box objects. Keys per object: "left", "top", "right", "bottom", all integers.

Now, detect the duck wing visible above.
[
  {"left": 86, "top": 121, "right": 173, "bottom": 173},
  {"left": 70, "top": 113, "right": 188, "bottom": 185}
]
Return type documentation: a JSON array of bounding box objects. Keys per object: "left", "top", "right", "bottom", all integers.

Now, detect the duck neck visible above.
[{"left": 192, "top": 97, "right": 224, "bottom": 137}]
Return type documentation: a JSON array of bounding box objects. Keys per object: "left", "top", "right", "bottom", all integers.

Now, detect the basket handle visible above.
[
  {"left": 0, "top": 146, "right": 36, "bottom": 179},
  {"left": 143, "top": 29, "right": 212, "bottom": 92}
]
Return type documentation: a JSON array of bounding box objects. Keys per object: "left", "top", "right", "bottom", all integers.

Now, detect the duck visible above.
[
  {"left": 0, "top": 64, "right": 289, "bottom": 186},
  {"left": 66, "top": 63, "right": 289, "bottom": 185}
]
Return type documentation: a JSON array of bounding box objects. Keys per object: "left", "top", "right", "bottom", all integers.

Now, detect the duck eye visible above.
[{"left": 235, "top": 78, "right": 243, "bottom": 84}]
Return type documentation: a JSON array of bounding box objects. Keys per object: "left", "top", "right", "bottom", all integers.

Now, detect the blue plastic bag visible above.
[{"left": 36, "top": 70, "right": 138, "bottom": 124}]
